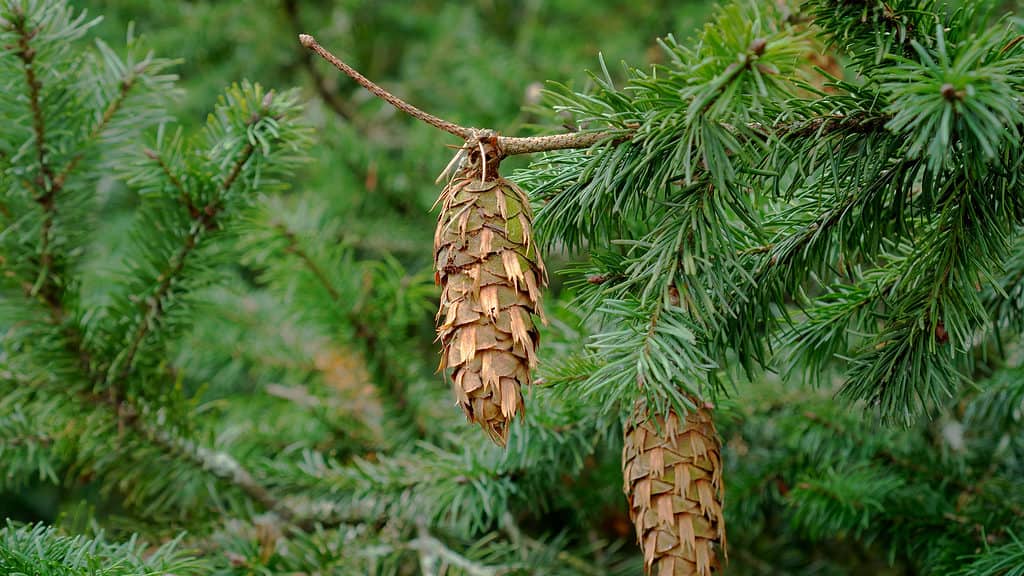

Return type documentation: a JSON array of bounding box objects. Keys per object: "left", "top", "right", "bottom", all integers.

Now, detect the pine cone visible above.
[
  {"left": 434, "top": 135, "right": 546, "bottom": 445},
  {"left": 623, "top": 399, "right": 726, "bottom": 576}
]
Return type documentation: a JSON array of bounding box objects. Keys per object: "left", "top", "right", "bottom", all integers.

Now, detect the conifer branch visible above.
[
  {"left": 144, "top": 424, "right": 305, "bottom": 525},
  {"left": 278, "top": 224, "right": 341, "bottom": 302},
  {"left": 109, "top": 143, "right": 256, "bottom": 386},
  {"left": 221, "top": 142, "right": 256, "bottom": 193},
  {"left": 9, "top": 8, "right": 54, "bottom": 192},
  {"left": 0, "top": 433, "right": 53, "bottom": 447},
  {"left": 802, "top": 410, "right": 1024, "bottom": 521},
  {"left": 144, "top": 148, "right": 195, "bottom": 214},
  {"left": 72, "top": 383, "right": 308, "bottom": 527},
  {"left": 8, "top": 8, "right": 61, "bottom": 301},
  {"left": 53, "top": 65, "right": 141, "bottom": 189},
  {"left": 5, "top": 323, "right": 307, "bottom": 528}
]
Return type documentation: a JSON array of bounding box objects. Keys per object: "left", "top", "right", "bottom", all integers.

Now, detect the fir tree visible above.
[{"left": 2, "top": 1, "right": 1024, "bottom": 575}]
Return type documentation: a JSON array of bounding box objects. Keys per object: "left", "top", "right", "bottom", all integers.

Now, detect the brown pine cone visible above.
[
  {"left": 434, "top": 134, "right": 547, "bottom": 445},
  {"left": 623, "top": 399, "right": 726, "bottom": 575}
]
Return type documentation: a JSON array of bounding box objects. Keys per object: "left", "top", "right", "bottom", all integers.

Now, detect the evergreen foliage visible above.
[
  {"left": 0, "top": 522, "right": 203, "bottom": 576},
  {"left": 1, "top": 0, "right": 1023, "bottom": 574}
]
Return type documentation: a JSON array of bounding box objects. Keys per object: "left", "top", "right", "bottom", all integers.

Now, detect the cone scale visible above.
[
  {"left": 434, "top": 134, "right": 547, "bottom": 445},
  {"left": 623, "top": 399, "right": 726, "bottom": 576}
]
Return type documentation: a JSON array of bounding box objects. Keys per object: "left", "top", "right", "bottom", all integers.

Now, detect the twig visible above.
[
  {"left": 9, "top": 8, "right": 147, "bottom": 303},
  {"left": 0, "top": 47, "right": 311, "bottom": 529},
  {"left": 0, "top": 433, "right": 54, "bottom": 447},
  {"left": 501, "top": 511, "right": 606, "bottom": 574},
  {"left": 53, "top": 68, "right": 140, "bottom": 190},
  {"left": 278, "top": 224, "right": 342, "bottom": 301},
  {"left": 145, "top": 425, "right": 307, "bottom": 526},
  {"left": 299, "top": 34, "right": 470, "bottom": 140},
  {"left": 298, "top": 34, "right": 890, "bottom": 160},
  {"left": 11, "top": 11, "right": 59, "bottom": 300},
  {"left": 282, "top": 0, "right": 356, "bottom": 122},
  {"left": 5, "top": 360, "right": 309, "bottom": 529},
  {"left": 145, "top": 148, "right": 198, "bottom": 216},
  {"left": 11, "top": 11, "right": 55, "bottom": 192},
  {"left": 298, "top": 34, "right": 625, "bottom": 155}
]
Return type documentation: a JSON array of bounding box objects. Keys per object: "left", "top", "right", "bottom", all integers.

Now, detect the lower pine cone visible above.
[{"left": 622, "top": 398, "right": 727, "bottom": 576}]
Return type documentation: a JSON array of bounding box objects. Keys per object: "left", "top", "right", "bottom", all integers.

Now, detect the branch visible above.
[
  {"left": 298, "top": 33, "right": 625, "bottom": 155},
  {"left": 145, "top": 424, "right": 305, "bottom": 525},
  {"left": 751, "top": 112, "right": 891, "bottom": 140},
  {"left": 299, "top": 34, "right": 470, "bottom": 140},
  {"left": 72, "top": 382, "right": 309, "bottom": 527},
  {"left": 11, "top": 10, "right": 55, "bottom": 193},
  {"left": 800, "top": 410, "right": 1024, "bottom": 521},
  {"left": 282, "top": 0, "right": 356, "bottom": 122},
  {"left": 6, "top": 347, "right": 308, "bottom": 528},
  {"left": 278, "top": 224, "right": 340, "bottom": 301},
  {"left": 144, "top": 148, "right": 197, "bottom": 216},
  {"left": 298, "top": 34, "right": 889, "bottom": 159},
  {"left": 107, "top": 143, "right": 256, "bottom": 386},
  {"left": 0, "top": 48, "right": 309, "bottom": 530},
  {"left": 8, "top": 10, "right": 148, "bottom": 305},
  {"left": 0, "top": 433, "right": 53, "bottom": 448},
  {"left": 10, "top": 11, "right": 60, "bottom": 300},
  {"left": 53, "top": 65, "right": 142, "bottom": 190}
]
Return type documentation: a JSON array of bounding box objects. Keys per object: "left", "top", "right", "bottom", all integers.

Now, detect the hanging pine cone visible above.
[
  {"left": 622, "top": 398, "right": 726, "bottom": 576},
  {"left": 434, "top": 133, "right": 547, "bottom": 445}
]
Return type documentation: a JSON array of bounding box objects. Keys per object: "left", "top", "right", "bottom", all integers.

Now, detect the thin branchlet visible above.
[
  {"left": 10, "top": 11, "right": 59, "bottom": 300},
  {"left": 53, "top": 70, "right": 140, "bottom": 189},
  {"left": 299, "top": 34, "right": 471, "bottom": 140},
  {"left": 299, "top": 34, "right": 627, "bottom": 156},
  {"left": 108, "top": 143, "right": 257, "bottom": 386},
  {"left": 299, "top": 34, "right": 896, "bottom": 161}
]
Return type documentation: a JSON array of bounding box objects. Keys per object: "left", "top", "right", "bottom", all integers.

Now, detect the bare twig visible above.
[
  {"left": 282, "top": 0, "right": 356, "bottom": 122},
  {"left": 299, "top": 34, "right": 470, "bottom": 140},
  {"left": 299, "top": 34, "right": 626, "bottom": 156},
  {"left": 499, "top": 130, "right": 622, "bottom": 155},
  {"left": 299, "top": 34, "right": 889, "bottom": 160}
]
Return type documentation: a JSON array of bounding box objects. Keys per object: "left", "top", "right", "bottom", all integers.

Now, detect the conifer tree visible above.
[{"left": 3, "top": 1, "right": 1024, "bottom": 575}]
